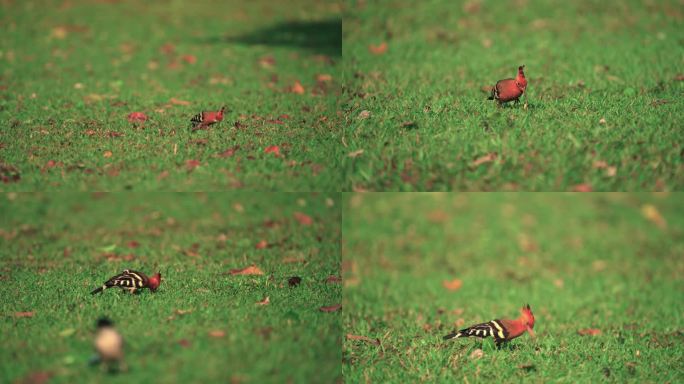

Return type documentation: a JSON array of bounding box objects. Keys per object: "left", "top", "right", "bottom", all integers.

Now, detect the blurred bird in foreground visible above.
[
  {"left": 443, "top": 304, "right": 536, "bottom": 348},
  {"left": 487, "top": 65, "right": 528, "bottom": 106},
  {"left": 92, "top": 317, "right": 127, "bottom": 372}
]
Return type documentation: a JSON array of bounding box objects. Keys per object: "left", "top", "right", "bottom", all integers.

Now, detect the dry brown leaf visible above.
[
  {"left": 255, "top": 239, "right": 268, "bottom": 249},
  {"left": 256, "top": 296, "right": 270, "bottom": 306},
  {"left": 357, "top": 110, "right": 371, "bottom": 119},
  {"left": 316, "top": 74, "right": 332, "bottom": 82},
  {"left": 348, "top": 149, "right": 365, "bottom": 158},
  {"left": 641, "top": 204, "right": 666, "bottom": 229},
  {"left": 229, "top": 265, "right": 264, "bottom": 275},
  {"left": 471, "top": 152, "right": 497, "bottom": 167},
  {"left": 346, "top": 334, "right": 380, "bottom": 345},
  {"left": 571, "top": 183, "right": 593, "bottom": 192},
  {"left": 578, "top": 328, "right": 602, "bottom": 336},
  {"left": 290, "top": 81, "right": 305, "bottom": 94},
  {"left": 15, "top": 311, "right": 35, "bottom": 318},
  {"left": 170, "top": 97, "right": 191, "bottom": 106},
  {"left": 326, "top": 275, "right": 342, "bottom": 284},
  {"left": 368, "top": 42, "right": 388, "bottom": 55},
  {"left": 319, "top": 304, "right": 341, "bottom": 312},
  {"left": 442, "top": 279, "right": 462, "bottom": 291},
  {"left": 185, "top": 159, "right": 200, "bottom": 171},
  {"left": 293, "top": 212, "right": 313, "bottom": 226},
  {"left": 208, "top": 330, "right": 226, "bottom": 338},
  {"left": 103, "top": 150, "right": 113, "bottom": 158},
  {"left": 174, "top": 309, "right": 192, "bottom": 315},
  {"left": 469, "top": 349, "right": 484, "bottom": 360}
]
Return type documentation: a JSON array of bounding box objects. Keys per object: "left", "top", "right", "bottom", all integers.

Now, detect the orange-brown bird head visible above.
[
  {"left": 520, "top": 304, "right": 535, "bottom": 337},
  {"left": 148, "top": 272, "right": 162, "bottom": 292},
  {"left": 516, "top": 65, "right": 527, "bottom": 91}
]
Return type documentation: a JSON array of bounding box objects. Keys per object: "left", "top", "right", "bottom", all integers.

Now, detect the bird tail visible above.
[
  {"left": 443, "top": 331, "right": 463, "bottom": 340},
  {"left": 190, "top": 113, "right": 202, "bottom": 128},
  {"left": 91, "top": 286, "right": 106, "bottom": 295}
]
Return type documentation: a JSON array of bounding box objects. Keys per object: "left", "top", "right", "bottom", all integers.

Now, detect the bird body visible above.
[
  {"left": 91, "top": 269, "right": 161, "bottom": 295},
  {"left": 93, "top": 317, "right": 126, "bottom": 372},
  {"left": 443, "top": 304, "right": 535, "bottom": 347},
  {"left": 488, "top": 66, "right": 527, "bottom": 105},
  {"left": 191, "top": 106, "right": 226, "bottom": 130}
]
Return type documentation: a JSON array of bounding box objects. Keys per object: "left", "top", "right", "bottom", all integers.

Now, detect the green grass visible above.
[
  {"left": 342, "top": 0, "right": 683, "bottom": 191},
  {"left": 0, "top": 0, "right": 342, "bottom": 191},
  {"left": 342, "top": 193, "right": 684, "bottom": 382},
  {"left": 0, "top": 192, "right": 341, "bottom": 383}
]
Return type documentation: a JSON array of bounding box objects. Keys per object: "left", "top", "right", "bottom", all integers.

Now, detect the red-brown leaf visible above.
[
  {"left": 170, "top": 97, "right": 191, "bottom": 106},
  {"left": 208, "top": 330, "right": 226, "bottom": 338},
  {"left": 186, "top": 159, "right": 200, "bottom": 171},
  {"left": 15, "top": 311, "right": 35, "bottom": 318},
  {"left": 290, "top": 81, "right": 305, "bottom": 94},
  {"left": 181, "top": 54, "right": 197, "bottom": 64},
  {"left": 255, "top": 239, "right": 268, "bottom": 249},
  {"left": 368, "top": 42, "right": 388, "bottom": 55},
  {"left": 571, "top": 183, "right": 593, "bottom": 192},
  {"left": 229, "top": 265, "right": 264, "bottom": 275},
  {"left": 319, "top": 304, "right": 341, "bottom": 312},
  {"left": 127, "top": 112, "right": 147, "bottom": 123},
  {"left": 442, "top": 279, "right": 463, "bottom": 291},
  {"left": 326, "top": 275, "right": 342, "bottom": 284},
  {"left": 293, "top": 212, "right": 313, "bottom": 226},
  {"left": 256, "top": 296, "right": 270, "bottom": 305},
  {"left": 264, "top": 145, "right": 280, "bottom": 156},
  {"left": 471, "top": 152, "right": 497, "bottom": 167}
]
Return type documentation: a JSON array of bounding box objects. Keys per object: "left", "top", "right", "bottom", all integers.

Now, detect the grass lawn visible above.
[
  {"left": 0, "top": 192, "right": 341, "bottom": 383},
  {"left": 0, "top": 0, "right": 342, "bottom": 191},
  {"left": 342, "top": 0, "right": 683, "bottom": 191},
  {"left": 342, "top": 193, "right": 684, "bottom": 382}
]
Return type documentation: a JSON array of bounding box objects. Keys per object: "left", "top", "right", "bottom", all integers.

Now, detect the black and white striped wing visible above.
[
  {"left": 444, "top": 319, "right": 509, "bottom": 345},
  {"left": 190, "top": 112, "right": 203, "bottom": 127},
  {"left": 105, "top": 269, "right": 147, "bottom": 289}
]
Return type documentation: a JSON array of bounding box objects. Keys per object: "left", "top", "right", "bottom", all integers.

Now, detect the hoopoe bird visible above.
[
  {"left": 443, "top": 304, "right": 536, "bottom": 348},
  {"left": 488, "top": 65, "right": 528, "bottom": 106},
  {"left": 190, "top": 106, "right": 226, "bottom": 131},
  {"left": 90, "top": 269, "right": 161, "bottom": 295},
  {"left": 93, "top": 317, "right": 127, "bottom": 372}
]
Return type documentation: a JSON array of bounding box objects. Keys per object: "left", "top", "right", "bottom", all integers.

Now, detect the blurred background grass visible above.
[
  {"left": 0, "top": 192, "right": 341, "bottom": 383},
  {"left": 342, "top": 193, "right": 684, "bottom": 382}
]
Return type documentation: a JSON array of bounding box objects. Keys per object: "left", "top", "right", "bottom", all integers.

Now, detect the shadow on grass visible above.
[{"left": 207, "top": 18, "right": 341, "bottom": 57}]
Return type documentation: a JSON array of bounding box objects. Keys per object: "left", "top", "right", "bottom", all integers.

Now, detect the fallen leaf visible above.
[
  {"left": 326, "top": 275, "right": 342, "bottom": 284},
  {"left": 258, "top": 56, "right": 275, "bottom": 68},
  {"left": 15, "top": 311, "right": 35, "bottom": 318},
  {"left": 641, "top": 204, "right": 666, "bottom": 229},
  {"left": 217, "top": 146, "right": 239, "bottom": 158},
  {"left": 316, "top": 74, "right": 332, "bottom": 82},
  {"left": 675, "top": 74, "right": 684, "bottom": 81},
  {"left": 178, "top": 339, "right": 192, "bottom": 348},
  {"left": 264, "top": 145, "right": 280, "bottom": 156},
  {"left": 208, "top": 330, "right": 226, "bottom": 338},
  {"left": 368, "top": 42, "right": 388, "bottom": 55},
  {"left": 127, "top": 112, "right": 147, "bottom": 123},
  {"left": 256, "top": 296, "right": 270, "bottom": 305},
  {"left": 518, "top": 363, "right": 536, "bottom": 371},
  {"left": 45, "top": 160, "right": 57, "bottom": 169},
  {"left": 599, "top": 117, "right": 607, "bottom": 124},
  {"left": 442, "top": 279, "right": 463, "bottom": 291},
  {"left": 578, "top": 328, "right": 602, "bottom": 336},
  {"left": 293, "top": 212, "right": 313, "bottom": 226},
  {"left": 127, "top": 240, "right": 140, "bottom": 248},
  {"left": 469, "top": 349, "right": 484, "bottom": 360},
  {"left": 471, "top": 152, "right": 497, "bottom": 167},
  {"left": 229, "top": 265, "right": 264, "bottom": 275},
  {"left": 59, "top": 328, "right": 75, "bottom": 337},
  {"left": 288, "top": 276, "right": 302, "bottom": 287},
  {"left": 185, "top": 159, "right": 200, "bottom": 171},
  {"left": 17, "top": 371, "right": 51, "bottom": 384},
  {"left": 319, "top": 304, "right": 341, "bottom": 312},
  {"left": 157, "top": 170, "right": 169, "bottom": 181},
  {"left": 181, "top": 54, "right": 196, "bottom": 64},
  {"left": 357, "top": 110, "right": 371, "bottom": 119},
  {"left": 347, "top": 149, "right": 365, "bottom": 158},
  {"left": 174, "top": 309, "right": 192, "bottom": 315},
  {"left": 103, "top": 151, "right": 113, "bottom": 158},
  {"left": 170, "top": 97, "right": 191, "bottom": 106},
  {"left": 290, "top": 81, "right": 305, "bottom": 94},
  {"left": 255, "top": 240, "right": 268, "bottom": 249},
  {"left": 571, "top": 183, "right": 593, "bottom": 192},
  {"left": 346, "top": 334, "right": 380, "bottom": 345}
]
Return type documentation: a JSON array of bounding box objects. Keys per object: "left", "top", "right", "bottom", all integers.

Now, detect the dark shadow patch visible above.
[{"left": 205, "top": 18, "right": 341, "bottom": 57}]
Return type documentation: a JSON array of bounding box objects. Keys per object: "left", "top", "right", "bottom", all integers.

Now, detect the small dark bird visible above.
[
  {"left": 91, "top": 269, "right": 161, "bottom": 295},
  {"left": 488, "top": 65, "right": 528, "bottom": 106},
  {"left": 190, "top": 106, "right": 226, "bottom": 131},
  {"left": 443, "top": 304, "right": 536, "bottom": 348},
  {"left": 93, "top": 317, "right": 126, "bottom": 372}
]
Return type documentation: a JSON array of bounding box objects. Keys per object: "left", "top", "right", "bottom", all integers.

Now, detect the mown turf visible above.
[
  {"left": 0, "top": 0, "right": 342, "bottom": 191},
  {"left": 0, "top": 193, "right": 341, "bottom": 383},
  {"left": 342, "top": 0, "right": 683, "bottom": 191},
  {"left": 342, "top": 193, "right": 684, "bottom": 382}
]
